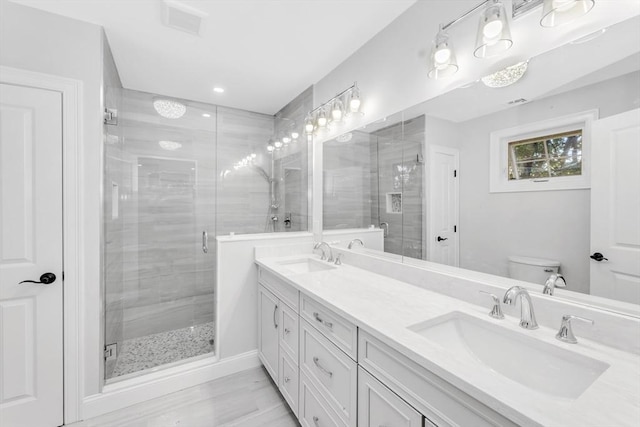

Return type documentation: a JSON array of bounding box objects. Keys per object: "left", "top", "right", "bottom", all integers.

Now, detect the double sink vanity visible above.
[{"left": 255, "top": 244, "right": 640, "bottom": 427}]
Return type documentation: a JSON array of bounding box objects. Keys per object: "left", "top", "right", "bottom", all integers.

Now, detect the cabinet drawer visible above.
[
  {"left": 279, "top": 350, "right": 299, "bottom": 416},
  {"left": 359, "top": 330, "right": 518, "bottom": 427},
  {"left": 259, "top": 268, "right": 299, "bottom": 311},
  {"left": 279, "top": 301, "right": 298, "bottom": 359},
  {"left": 359, "top": 366, "right": 423, "bottom": 427},
  {"left": 300, "top": 319, "right": 357, "bottom": 427},
  {"left": 300, "top": 294, "right": 357, "bottom": 359},
  {"left": 299, "top": 372, "right": 346, "bottom": 427}
]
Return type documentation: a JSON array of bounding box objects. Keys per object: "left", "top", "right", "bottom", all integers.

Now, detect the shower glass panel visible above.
[{"left": 104, "top": 89, "right": 216, "bottom": 381}]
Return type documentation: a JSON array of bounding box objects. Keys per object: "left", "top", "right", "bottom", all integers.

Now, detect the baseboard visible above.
[{"left": 80, "top": 350, "right": 260, "bottom": 421}]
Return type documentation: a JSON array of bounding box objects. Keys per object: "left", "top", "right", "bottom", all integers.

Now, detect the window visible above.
[
  {"left": 490, "top": 110, "right": 596, "bottom": 193},
  {"left": 508, "top": 130, "right": 582, "bottom": 181}
]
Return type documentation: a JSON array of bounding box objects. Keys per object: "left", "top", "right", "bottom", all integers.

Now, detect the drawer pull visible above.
[
  {"left": 273, "top": 304, "right": 278, "bottom": 329},
  {"left": 313, "top": 416, "right": 321, "bottom": 427},
  {"left": 284, "top": 376, "right": 290, "bottom": 383},
  {"left": 313, "top": 312, "right": 333, "bottom": 330},
  {"left": 313, "top": 357, "right": 333, "bottom": 378},
  {"left": 284, "top": 328, "right": 290, "bottom": 334}
]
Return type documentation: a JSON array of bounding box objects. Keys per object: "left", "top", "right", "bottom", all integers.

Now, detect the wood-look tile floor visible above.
[{"left": 68, "top": 367, "right": 300, "bottom": 427}]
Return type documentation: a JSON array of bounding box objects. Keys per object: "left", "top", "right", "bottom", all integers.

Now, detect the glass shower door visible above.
[{"left": 104, "top": 89, "right": 216, "bottom": 381}]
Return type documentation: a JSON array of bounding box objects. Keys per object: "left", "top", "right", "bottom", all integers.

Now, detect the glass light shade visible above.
[
  {"left": 291, "top": 130, "right": 300, "bottom": 139},
  {"left": 304, "top": 115, "right": 315, "bottom": 134},
  {"left": 317, "top": 108, "right": 328, "bottom": 127},
  {"left": 282, "top": 135, "right": 291, "bottom": 144},
  {"left": 428, "top": 27, "right": 459, "bottom": 79},
  {"left": 540, "top": 0, "right": 595, "bottom": 27},
  {"left": 481, "top": 61, "right": 528, "bottom": 88},
  {"left": 331, "top": 98, "right": 345, "bottom": 122},
  {"left": 474, "top": 1, "right": 513, "bottom": 58},
  {"left": 348, "top": 87, "right": 361, "bottom": 114},
  {"left": 274, "top": 139, "right": 283, "bottom": 149},
  {"left": 153, "top": 98, "right": 186, "bottom": 119},
  {"left": 267, "top": 138, "right": 275, "bottom": 152}
]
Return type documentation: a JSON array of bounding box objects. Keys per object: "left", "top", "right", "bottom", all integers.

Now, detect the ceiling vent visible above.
[
  {"left": 163, "top": 0, "right": 208, "bottom": 36},
  {"left": 508, "top": 98, "right": 529, "bottom": 105}
]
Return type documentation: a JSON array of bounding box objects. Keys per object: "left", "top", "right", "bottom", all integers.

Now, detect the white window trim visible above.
[{"left": 490, "top": 109, "right": 598, "bottom": 193}]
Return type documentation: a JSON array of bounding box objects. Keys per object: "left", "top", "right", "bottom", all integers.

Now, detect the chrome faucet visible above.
[
  {"left": 313, "top": 242, "right": 334, "bottom": 263},
  {"left": 503, "top": 286, "right": 539, "bottom": 330},
  {"left": 543, "top": 274, "right": 566, "bottom": 295},
  {"left": 347, "top": 238, "right": 364, "bottom": 249},
  {"left": 555, "top": 314, "right": 594, "bottom": 344}
]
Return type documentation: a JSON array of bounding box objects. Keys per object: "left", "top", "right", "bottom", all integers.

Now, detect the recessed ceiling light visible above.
[
  {"left": 202, "top": 113, "right": 211, "bottom": 118},
  {"left": 213, "top": 87, "right": 225, "bottom": 93},
  {"left": 158, "top": 140, "right": 182, "bottom": 151}
]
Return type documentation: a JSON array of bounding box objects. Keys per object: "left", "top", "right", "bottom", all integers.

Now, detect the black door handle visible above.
[
  {"left": 590, "top": 252, "right": 608, "bottom": 262},
  {"left": 20, "top": 272, "right": 56, "bottom": 285},
  {"left": 437, "top": 236, "right": 448, "bottom": 242}
]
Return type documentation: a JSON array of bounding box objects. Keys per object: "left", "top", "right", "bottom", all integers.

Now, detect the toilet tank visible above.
[{"left": 508, "top": 256, "right": 560, "bottom": 284}]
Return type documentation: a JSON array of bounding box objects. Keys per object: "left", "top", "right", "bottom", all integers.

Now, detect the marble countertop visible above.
[{"left": 255, "top": 254, "right": 640, "bottom": 427}]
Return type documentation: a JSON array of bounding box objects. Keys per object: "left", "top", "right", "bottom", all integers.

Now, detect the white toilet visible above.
[{"left": 508, "top": 256, "right": 561, "bottom": 284}]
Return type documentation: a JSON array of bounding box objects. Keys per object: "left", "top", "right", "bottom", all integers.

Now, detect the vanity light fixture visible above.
[
  {"left": 540, "top": 0, "right": 595, "bottom": 27},
  {"left": 481, "top": 61, "right": 529, "bottom": 88},
  {"left": 474, "top": 0, "right": 513, "bottom": 58},
  {"left": 428, "top": 25, "right": 459, "bottom": 79},
  {"left": 153, "top": 98, "right": 186, "bottom": 119},
  {"left": 304, "top": 82, "right": 363, "bottom": 135},
  {"left": 428, "top": 0, "right": 595, "bottom": 79}
]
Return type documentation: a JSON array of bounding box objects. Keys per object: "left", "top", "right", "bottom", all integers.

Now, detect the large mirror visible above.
[{"left": 323, "top": 15, "right": 640, "bottom": 316}]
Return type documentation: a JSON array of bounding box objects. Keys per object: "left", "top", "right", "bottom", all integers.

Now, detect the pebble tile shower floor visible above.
[{"left": 112, "top": 321, "right": 215, "bottom": 378}]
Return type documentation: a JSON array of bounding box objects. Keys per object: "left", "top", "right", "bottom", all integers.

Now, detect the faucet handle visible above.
[
  {"left": 556, "top": 314, "right": 594, "bottom": 344},
  {"left": 334, "top": 253, "right": 342, "bottom": 265},
  {"left": 479, "top": 291, "right": 505, "bottom": 319}
]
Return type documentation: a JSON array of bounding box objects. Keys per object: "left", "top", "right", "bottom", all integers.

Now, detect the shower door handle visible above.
[
  {"left": 202, "top": 231, "right": 208, "bottom": 253},
  {"left": 380, "top": 222, "right": 389, "bottom": 238}
]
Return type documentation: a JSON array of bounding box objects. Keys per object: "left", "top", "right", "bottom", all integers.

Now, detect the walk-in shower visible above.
[{"left": 102, "top": 83, "right": 311, "bottom": 381}]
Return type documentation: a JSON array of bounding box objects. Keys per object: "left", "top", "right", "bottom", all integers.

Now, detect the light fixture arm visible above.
[
  {"left": 308, "top": 82, "right": 358, "bottom": 117},
  {"left": 441, "top": 0, "right": 492, "bottom": 31}
]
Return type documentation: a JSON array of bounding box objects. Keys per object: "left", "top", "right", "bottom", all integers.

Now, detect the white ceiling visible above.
[{"left": 11, "top": 0, "right": 416, "bottom": 115}]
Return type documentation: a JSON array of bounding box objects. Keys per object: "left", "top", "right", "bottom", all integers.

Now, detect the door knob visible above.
[
  {"left": 437, "top": 236, "right": 448, "bottom": 242},
  {"left": 590, "top": 252, "right": 608, "bottom": 262},
  {"left": 19, "top": 272, "right": 56, "bottom": 285}
]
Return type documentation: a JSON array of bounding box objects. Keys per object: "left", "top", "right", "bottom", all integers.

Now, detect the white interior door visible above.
[
  {"left": 429, "top": 145, "right": 459, "bottom": 266},
  {"left": 590, "top": 109, "right": 640, "bottom": 304},
  {"left": 0, "top": 83, "right": 63, "bottom": 427}
]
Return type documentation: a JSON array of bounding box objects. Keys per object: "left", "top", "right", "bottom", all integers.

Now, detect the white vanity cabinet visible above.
[
  {"left": 257, "top": 263, "right": 523, "bottom": 427},
  {"left": 257, "top": 270, "right": 301, "bottom": 415}
]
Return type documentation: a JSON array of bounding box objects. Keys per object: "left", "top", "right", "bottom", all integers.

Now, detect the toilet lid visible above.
[{"left": 508, "top": 255, "right": 560, "bottom": 267}]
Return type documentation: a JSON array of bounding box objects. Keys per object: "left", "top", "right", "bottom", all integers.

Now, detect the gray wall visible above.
[
  {"left": 459, "top": 71, "right": 640, "bottom": 294},
  {"left": 0, "top": 0, "right": 105, "bottom": 396}
]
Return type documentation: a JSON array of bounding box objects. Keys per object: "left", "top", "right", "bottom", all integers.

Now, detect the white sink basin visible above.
[
  {"left": 408, "top": 312, "right": 609, "bottom": 399},
  {"left": 277, "top": 258, "right": 336, "bottom": 274}
]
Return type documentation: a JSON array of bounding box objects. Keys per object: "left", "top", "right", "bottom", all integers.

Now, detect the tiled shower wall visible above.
[
  {"left": 323, "top": 116, "right": 425, "bottom": 259},
  {"left": 271, "top": 86, "right": 313, "bottom": 232}
]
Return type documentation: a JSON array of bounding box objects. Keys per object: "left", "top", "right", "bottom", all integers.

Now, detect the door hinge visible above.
[
  {"left": 104, "top": 108, "right": 118, "bottom": 126},
  {"left": 454, "top": 225, "right": 457, "bottom": 232},
  {"left": 454, "top": 170, "right": 457, "bottom": 178},
  {"left": 104, "top": 343, "right": 117, "bottom": 361}
]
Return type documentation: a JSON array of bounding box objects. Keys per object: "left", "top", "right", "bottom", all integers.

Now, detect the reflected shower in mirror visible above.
[{"left": 322, "top": 15, "right": 640, "bottom": 314}]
